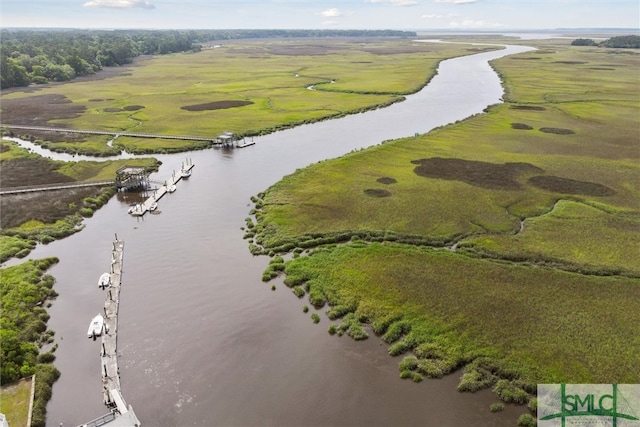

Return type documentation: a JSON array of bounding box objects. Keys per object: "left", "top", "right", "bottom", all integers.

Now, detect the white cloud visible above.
[
  {"left": 422, "top": 12, "right": 458, "bottom": 19},
  {"left": 449, "top": 19, "right": 503, "bottom": 28},
  {"left": 364, "top": 0, "right": 418, "bottom": 5},
  {"left": 83, "top": 0, "right": 155, "bottom": 9},
  {"left": 436, "top": 0, "right": 479, "bottom": 4},
  {"left": 391, "top": 0, "right": 418, "bottom": 5},
  {"left": 319, "top": 8, "right": 342, "bottom": 17}
]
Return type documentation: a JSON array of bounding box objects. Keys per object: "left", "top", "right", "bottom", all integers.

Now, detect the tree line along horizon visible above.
[
  {"left": 0, "top": 28, "right": 415, "bottom": 90},
  {"left": 1, "top": 30, "right": 638, "bottom": 90}
]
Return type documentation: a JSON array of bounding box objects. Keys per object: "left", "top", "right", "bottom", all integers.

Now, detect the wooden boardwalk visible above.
[
  {"left": 128, "top": 160, "right": 194, "bottom": 216},
  {"left": 85, "top": 238, "right": 141, "bottom": 426},
  {"left": 0, "top": 180, "right": 113, "bottom": 195},
  {"left": 5, "top": 124, "right": 217, "bottom": 143}
]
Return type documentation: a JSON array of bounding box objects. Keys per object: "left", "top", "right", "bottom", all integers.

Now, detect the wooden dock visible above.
[
  {"left": 128, "top": 160, "right": 194, "bottom": 216},
  {"left": 4, "top": 124, "right": 255, "bottom": 147},
  {"left": 0, "top": 180, "right": 114, "bottom": 196},
  {"left": 84, "top": 237, "right": 141, "bottom": 427}
]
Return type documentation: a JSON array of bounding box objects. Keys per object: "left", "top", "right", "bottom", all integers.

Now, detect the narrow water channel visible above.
[{"left": 7, "top": 44, "right": 534, "bottom": 427}]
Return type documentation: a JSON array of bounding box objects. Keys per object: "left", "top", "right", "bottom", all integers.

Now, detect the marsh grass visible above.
[
  {"left": 255, "top": 42, "right": 640, "bottom": 276},
  {"left": 2, "top": 39, "right": 476, "bottom": 154},
  {"left": 275, "top": 242, "right": 640, "bottom": 387}
]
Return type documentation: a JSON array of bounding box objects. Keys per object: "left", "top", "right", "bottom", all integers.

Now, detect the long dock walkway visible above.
[
  {"left": 80, "top": 238, "right": 140, "bottom": 427},
  {"left": 0, "top": 180, "right": 113, "bottom": 195},
  {"left": 5, "top": 124, "right": 217, "bottom": 143},
  {"left": 128, "top": 159, "right": 194, "bottom": 216}
]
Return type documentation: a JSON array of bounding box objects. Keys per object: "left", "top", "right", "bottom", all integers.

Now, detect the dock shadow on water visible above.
[{"left": 27, "top": 44, "right": 535, "bottom": 426}]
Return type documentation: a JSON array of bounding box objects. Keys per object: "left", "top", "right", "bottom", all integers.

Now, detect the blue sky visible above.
[{"left": 2, "top": 0, "right": 638, "bottom": 30}]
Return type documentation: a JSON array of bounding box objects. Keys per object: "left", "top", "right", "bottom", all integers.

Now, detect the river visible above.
[{"left": 5, "top": 43, "right": 534, "bottom": 426}]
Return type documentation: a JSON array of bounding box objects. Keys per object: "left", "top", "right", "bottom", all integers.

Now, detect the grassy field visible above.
[
  {"left": 0, "top": 377, "right": 32, "bottom": 427},
  {"left": 250, "top": 36, "right": 640, "bottom": 412},
  {"left": 1, "top": 39, "right": 491, "bottom": 155},
  {"left": 254, "top": 39, "right": 640, "bottom": 275}
]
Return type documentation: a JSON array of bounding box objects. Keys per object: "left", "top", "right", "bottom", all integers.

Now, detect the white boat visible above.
[
  {"left": 167, "top": 184, "right": 176, "bottom": 193},
  {"left": 181, "top": 168, "right": 192, "bottom": 178},
  {"left": 87, "top": 314, "right": 104, "bottom": 338},
  {"left": 98, "top": 272, "right": 111, "bottom": 289},
  {"left": 149, "top": 202, "right": 158, "bottom": 211}
]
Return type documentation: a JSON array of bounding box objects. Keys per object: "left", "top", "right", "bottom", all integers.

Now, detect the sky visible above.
[{"left": 1, "top": 0, "right": 638, "bottom": 31}]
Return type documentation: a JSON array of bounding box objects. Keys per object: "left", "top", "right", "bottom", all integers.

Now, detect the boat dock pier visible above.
[
  {"left": 80, "top": 237, "right": 140, "bottom": 427},
  {"left": 4, "top": 125, "right": 256, "bottom": 148},
  {"left": 128, "top": 159, "right": 194, "bottom": 216}
]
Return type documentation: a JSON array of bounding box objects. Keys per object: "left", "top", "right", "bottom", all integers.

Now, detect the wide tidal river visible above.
[{"left": 10, "top": 43, "right": 533, "bottom": 426}]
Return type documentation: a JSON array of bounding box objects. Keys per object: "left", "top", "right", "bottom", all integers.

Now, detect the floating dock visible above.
[
  {"left": 128, "top": 159, "right": 194, "bottom": 216},
  {"left": 80, "top": 237, "right": 141, "bottom": 427}
]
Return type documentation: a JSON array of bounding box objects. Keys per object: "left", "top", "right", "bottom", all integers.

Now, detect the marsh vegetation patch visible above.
[
  {"left": 553, "top": 61, "right": 588, "bottom": 65},
  {"left": 411, "top": 157, "right": 543, "bottom": 190},
  {"left": 364, "top": 188, "right": 392, "bottom": 197},
  {"left": 0, "top": 157, "right": 74, "bottom": 188},
  {"left": 102, "top": 105, "right": 145, "bottom": 113},
  {"left": 528, "top": 175, "right": 616, "bottom": 196},
  {"left": 180, "top": 100, "right": 254, "bottom": 111},
  {"left": 511, "top": 123, "right": 533, "bottom": 130},
  {"left": 539, "top": 127, "right": 575, "bottom": 135},
  {"left": 1, "top": 94, "right": 85, "bottom": 127},
  {"left": 509, "top": 105, "right": 546, "bottom": 111},
  {"left": 377, "top": 177, "right": 397, "bottom": 184}
]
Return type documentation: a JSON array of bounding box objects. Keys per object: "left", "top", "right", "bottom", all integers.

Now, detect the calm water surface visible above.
[{"left": 8, "top": 44, "right": 534, "bottom": 427}]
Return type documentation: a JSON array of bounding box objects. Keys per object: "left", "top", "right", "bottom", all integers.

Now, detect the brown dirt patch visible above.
[
  {"left": 511, "top": 57, "right": 542, "bottom": 60},
  {"left": 89, "top": 98, "right": 115, "bottom": 102},
  {"left": 104, "top": 108, "right": 124, "bottom": 113},
  {"left": 180, "top": 100, "right": 254, "bottom": 111},
  {"left": 528, "top": 175, "right": 616, "bottom": 196},
  {"left": 539, "top": 127, "right": 575, "bottom": 135},
  {"left": 509, "top": 105, "right": 546, "bottom": 111},
  {"left": 588, "top": 67, "right": 615, "bottom": 71},
  {"left": 511, "top": 123, "right": 533, "bottom": 130},
  {"left": 411, "top": 157, "right": 543, "bottom": 190},
  {"left": 377, "top": 177, "right": 397, "bottom": 185},
  {"left": 364, "top": 188, "right": 392, "bottom": 197}
]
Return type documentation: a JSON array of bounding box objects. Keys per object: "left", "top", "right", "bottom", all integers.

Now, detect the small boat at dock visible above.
[
  {"left": 87, "top": 314, "right": 104, "bottom": 338},
  {"left": 181, "top": 168, "right": 192, "bottom": 179},
  {"left": 98, "top": 272, "right": 111, "bottom": 289}
]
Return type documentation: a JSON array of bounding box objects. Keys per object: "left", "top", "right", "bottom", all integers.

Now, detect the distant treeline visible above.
[
  {"left": 572, "top": 35, "right": 640, "bottom": 48},
  {"left": 0, "top": 29, "right": 416, "bottom": 89}
]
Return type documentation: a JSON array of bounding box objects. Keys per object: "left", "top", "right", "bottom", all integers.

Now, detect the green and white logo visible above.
[{"left": 538, "top": 384, "right": 640, "bottom": 426}]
